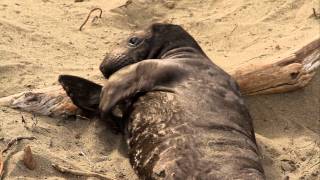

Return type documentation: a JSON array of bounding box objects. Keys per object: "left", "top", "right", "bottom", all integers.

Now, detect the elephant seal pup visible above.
[
  {"left": 98, "top": 23, "right": 265, "bottom": 179},
  {"left": 61, "top": 23, "right": 265, "bottom": 179}
]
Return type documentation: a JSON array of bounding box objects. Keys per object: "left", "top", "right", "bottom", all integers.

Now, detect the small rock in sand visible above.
[
  {"left": 164, "top": 1, "right": 176, "bottom": 9},
  {"left": 281, "top": 159, "right": 296, "bottom": 172},
  {"left": 23, "top": 146, "right": 36, "bottom": 170}
]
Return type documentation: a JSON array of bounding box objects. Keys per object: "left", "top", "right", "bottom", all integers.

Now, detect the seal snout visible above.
[
  {"left": 100, "top": 54, "right": 136, "bottom": 79},
  {"left": 99, "top": 62, "right": 109, "bottom": 79}
]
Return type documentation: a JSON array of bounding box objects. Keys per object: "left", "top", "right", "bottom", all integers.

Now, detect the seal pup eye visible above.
[{"left": 128, "top": 36, "right": 143, "bottom": 47}]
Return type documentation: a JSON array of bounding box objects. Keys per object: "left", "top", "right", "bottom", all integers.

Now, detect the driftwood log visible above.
[
  {"left": 0, "top": 86, "right": 78, "bottom": 117},
  {"left": 0, "top": 38, "right": 319, "bottom": 117},
  {"left": 232, "top": 37, "right": 320, "bottom": 95}
]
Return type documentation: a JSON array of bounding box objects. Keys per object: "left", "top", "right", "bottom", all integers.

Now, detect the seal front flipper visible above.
[
  {"left": 99, "top": 59, "right": 188, "bottom": 120},
  {"left": 58, "top": 75, "right": 102, "bottom": 114}
]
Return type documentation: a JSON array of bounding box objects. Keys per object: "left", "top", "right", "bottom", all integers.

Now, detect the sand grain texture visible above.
[{"left": 0, "top": 0, "right": 319, "bottom": 179}]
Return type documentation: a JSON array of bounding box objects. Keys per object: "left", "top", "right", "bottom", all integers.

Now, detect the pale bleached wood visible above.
[
  {"left": 0, "top": 86, "right": 78, "bottom": 117},
  {"left": 0, "top": 38, "right": 319, "bottom": 116},
  {"left": 52, "top": 163, "right": 113, "bottom": 180},
  {"left": 231, "top": 38, "right": 320, "bottom": 95}
]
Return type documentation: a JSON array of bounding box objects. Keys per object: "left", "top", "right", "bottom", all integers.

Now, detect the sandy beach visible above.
[{"left": 0, "top": 0, "right": 319, "bottom": 179}]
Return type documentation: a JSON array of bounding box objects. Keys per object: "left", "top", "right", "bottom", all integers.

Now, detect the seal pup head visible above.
[{"left": 100, "top": 23, "right": 206, "bottom": 78}]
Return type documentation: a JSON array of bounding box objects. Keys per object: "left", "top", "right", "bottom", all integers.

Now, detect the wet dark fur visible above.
[{"left": 60, "top": 23, "right": 265, "bottom": 179}]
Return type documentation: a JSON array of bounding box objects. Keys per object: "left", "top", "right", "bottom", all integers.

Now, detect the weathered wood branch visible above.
[
  {"left": 231, "top": 37, "right": 320, "bottom": 95},
  {"left": 0, "top": 87, "right": 78, "bottom": 117},
  {"left": 0, "top": 38, "right": 319, "bottom": 117},
  {"left": 52, "top": 163, "right": 113, "bottom": 180}
]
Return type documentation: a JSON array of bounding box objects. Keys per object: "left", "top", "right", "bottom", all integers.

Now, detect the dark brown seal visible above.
[{"left": 60, "top": 23, "right": 265, "bottom": 179}]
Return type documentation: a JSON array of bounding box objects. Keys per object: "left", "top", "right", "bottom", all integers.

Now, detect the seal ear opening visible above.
[{"left": 58, "top": 75, "right": 102, "bottom": 115}]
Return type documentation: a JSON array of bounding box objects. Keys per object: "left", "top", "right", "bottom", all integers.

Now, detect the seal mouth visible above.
[
  {"left": 99, "top": 63, "right": 112, "bottom": 79},
  {"left": 100, "top": 63, "right": 125, "bottom": 79},
  {"left": 100, "top": 56, "right": 135, "bottom": 79}
]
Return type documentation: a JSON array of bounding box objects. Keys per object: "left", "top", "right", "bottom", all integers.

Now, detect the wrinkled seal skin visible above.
[{"left": 97, "top": 23, "right": 265, "bottom": 179}]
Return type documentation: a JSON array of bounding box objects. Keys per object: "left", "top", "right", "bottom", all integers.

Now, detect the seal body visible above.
[
  {"left": 97, "top": 23, "right": 265, "bottom": 179},
  {"left": 124, "top": 58, "right": 264, "bottom": 179}
]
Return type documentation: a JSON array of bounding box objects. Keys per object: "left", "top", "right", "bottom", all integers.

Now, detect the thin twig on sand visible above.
[
  {"left": 312, "top": 8, "right": 320, "bottom": 19},
  {"left": 0, "top": 154, "right": 4, "bottom": 179},
  {"left": 79, "top": 8, "right": 103, "bottom": 31},
  {"left": 52, "top": 163, "right": 113, "bottom": 180},
  {"left": 229, "top": 24, "right": 238, "bottom": 36},
  {"left": 2, "top": 136, "right": 36, "bottom": 154}
]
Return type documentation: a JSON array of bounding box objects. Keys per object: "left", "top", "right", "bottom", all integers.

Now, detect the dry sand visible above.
[{"left": 0, "top": 0, "right": 319, "bottom": 179}]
